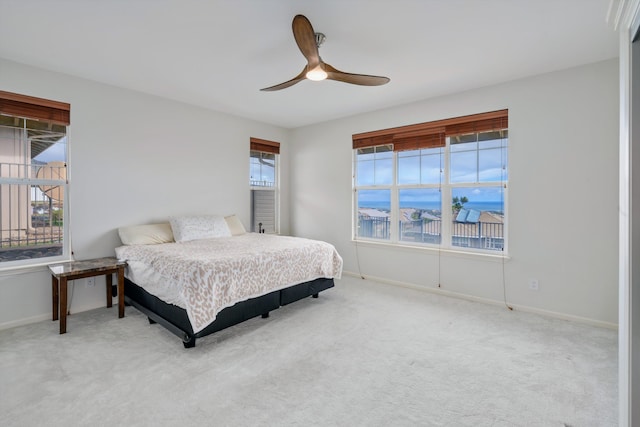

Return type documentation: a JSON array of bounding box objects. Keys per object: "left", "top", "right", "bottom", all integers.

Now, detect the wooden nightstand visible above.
[{"left": 49, "top": 257, "right": 127, "bottom": 334}]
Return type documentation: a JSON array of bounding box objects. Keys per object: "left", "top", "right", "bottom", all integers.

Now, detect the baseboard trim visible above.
[
  {"left": 0, "top": 313, "right": 51, "bottom": 331},
  {"left": 4, "top": 274, "right": 617, "bottom": 332},
  {"left": 341, "top": 270, "right": 618, "bottom": 330},
  {"left": 0, "top": 301, "right": 113, "bottom": 331}
]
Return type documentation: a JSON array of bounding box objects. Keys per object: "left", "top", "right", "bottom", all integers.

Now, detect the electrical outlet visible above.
[
  {"left": 86, "top": 277, "right": 95, "bottom": 287},
  {"left": 528, "top": 278, "right": 539, "bottom": 291}
]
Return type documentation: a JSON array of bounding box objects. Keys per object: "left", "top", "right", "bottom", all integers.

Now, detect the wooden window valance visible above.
[
  {"left": 0, "top": 90, "right": 70, "bottom": 125},
  {"left": 250, "top": 137, "right": 280, "bottom": 154},
  {"left": 352, "top": 109, "right": 508, "bottom": 151}
]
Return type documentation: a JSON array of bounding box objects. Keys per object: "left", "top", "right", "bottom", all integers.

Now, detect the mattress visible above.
[{"left": 115, "top": 233, "right": 343, "bottom": 333}]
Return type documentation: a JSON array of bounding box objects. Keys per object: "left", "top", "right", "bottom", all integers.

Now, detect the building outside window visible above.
[
  {"left": 353, "top": 110, "right": 508, "bottom": 253},
  {"left": 249, "top": 137, "right": 279, "bottom": 234},
  {"left": 0, "top": 91, "right": 70, "bottom": 266}
]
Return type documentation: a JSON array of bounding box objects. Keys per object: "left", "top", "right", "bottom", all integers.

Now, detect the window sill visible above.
[
  {"left": 0, "top": 258, "right": 74, "bottom": 277},
  {"left": 351, "top": 239, "right": 510, "bottom": 262}
]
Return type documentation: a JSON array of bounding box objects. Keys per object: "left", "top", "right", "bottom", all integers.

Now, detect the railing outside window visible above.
[
  {"left": 357, "top": 215, "right": 391, "bottom": 239},
  {"left": 358, "top": 216, "right": 504, "bottom": 250},
  {"left": 399, "top": 219, "right": 441, "bottom": 244}
]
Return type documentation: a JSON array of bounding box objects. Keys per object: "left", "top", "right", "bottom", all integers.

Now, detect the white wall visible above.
[
  {"left": 0, "top": 58, "right": 620, "bottom": 329},
  {"left": 290, "top": 59, "right": 620, "bottom": 326},
  {"left": 0, "top": 58, "right": 290, "bottom": 328}
]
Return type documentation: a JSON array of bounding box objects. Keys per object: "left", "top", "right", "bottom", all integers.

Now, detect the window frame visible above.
[
  {"left": 0, "top": 91, "right": 71, "bottom": 270},
  {"left": 352, "top": 110, "right": 508, "bottom": 255},
  {"left": 249, "top": 138, "right": 280, "bottom": 234}
]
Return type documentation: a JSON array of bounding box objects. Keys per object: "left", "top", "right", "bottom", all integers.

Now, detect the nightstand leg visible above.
[
  {"left": 106, "top": 274, "right": 113, "bottom": 308},
  {"left": 117, "top": 266, "right": 125, "bottom": 318},
  {"left": 52, "top": 276, "right": 59, "bottom": 321},
  {"left": 59, "top": 277, "right": 67, "bottom": 334}
]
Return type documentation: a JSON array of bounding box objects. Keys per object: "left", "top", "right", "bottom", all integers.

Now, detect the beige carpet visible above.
[{"left": 0, "top": 276, "right": 617, "bottom": 426}]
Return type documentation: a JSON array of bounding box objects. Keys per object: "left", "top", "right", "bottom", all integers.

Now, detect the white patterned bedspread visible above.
[{"left": 115, "top": 233, "right": 343, "bottom": 333}]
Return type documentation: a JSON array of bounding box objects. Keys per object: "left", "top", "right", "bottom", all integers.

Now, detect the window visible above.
[
  {"left": 353, "top": 110, "right": 508, "bottom": 253},
  {"left": 250, "top": 137, "right": 279, "bottom": 234},
  {"left": 0, "top": 90, "right": 70, "bottom": 266}
]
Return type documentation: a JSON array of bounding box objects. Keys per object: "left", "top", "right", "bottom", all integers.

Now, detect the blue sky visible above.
[
  {"left": 34, "top": 138, "right": 66, "bottom": 163},
  {"left": 357, "top": 139, "right": 507, "bottom": 206}
]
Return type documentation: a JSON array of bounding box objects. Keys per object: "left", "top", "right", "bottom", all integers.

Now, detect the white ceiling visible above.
[{"left": 0, "top": 0, "right": 619, "bottom": 129}]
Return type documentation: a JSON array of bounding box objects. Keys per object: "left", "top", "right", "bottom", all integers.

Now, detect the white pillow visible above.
[
  {"left": 169, "top": 215, "right": 231, "bottom": 242},
  {"left": 225, "top": 215, "right": 246, "bottom": 236},
  {"left": 118, "top": 223, "right": 174, "bottom": 245}
]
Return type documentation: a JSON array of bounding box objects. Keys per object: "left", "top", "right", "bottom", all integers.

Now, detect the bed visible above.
[{"left": 114, "top": 216, "right": 343, "bottom": 348}]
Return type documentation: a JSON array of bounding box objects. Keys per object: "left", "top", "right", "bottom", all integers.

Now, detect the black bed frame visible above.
[{"left": 124, "top": 277, "right": 334, "bottom": 348}]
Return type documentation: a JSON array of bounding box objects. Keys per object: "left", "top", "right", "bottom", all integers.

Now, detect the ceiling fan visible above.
[{"left": 260, "top": 14, "right": 390, "bottom": 91}]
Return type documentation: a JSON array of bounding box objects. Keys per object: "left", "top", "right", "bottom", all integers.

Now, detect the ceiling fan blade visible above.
[
  {"left": 260, "top": 67, "right": 307, "bottom": 91},
  {"left": 324, "top": 63, "right": 390, "bottom": 86},
  {"left": 292, "top": 14, "right": 320, "bottom": 67}
]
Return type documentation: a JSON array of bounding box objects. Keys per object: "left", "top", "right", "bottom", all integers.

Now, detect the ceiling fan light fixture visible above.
[
  {"left": 306, "top": 64, "right": 328, "bottom": 81},
  {"left": 259, "top": 15, "right": 389, "bottom": 91}
]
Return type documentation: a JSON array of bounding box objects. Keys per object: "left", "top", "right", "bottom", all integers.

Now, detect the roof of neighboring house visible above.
[
  {"left": 479, "top": 211, "right": 503, "bottom": 224},
  {"left": 359, "top": 208, "right": 389, "bottom": 218}
]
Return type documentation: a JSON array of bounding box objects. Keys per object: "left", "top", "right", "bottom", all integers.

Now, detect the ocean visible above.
[{"left": 359, "top": 200, "right": 504, "bottom": 213}]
